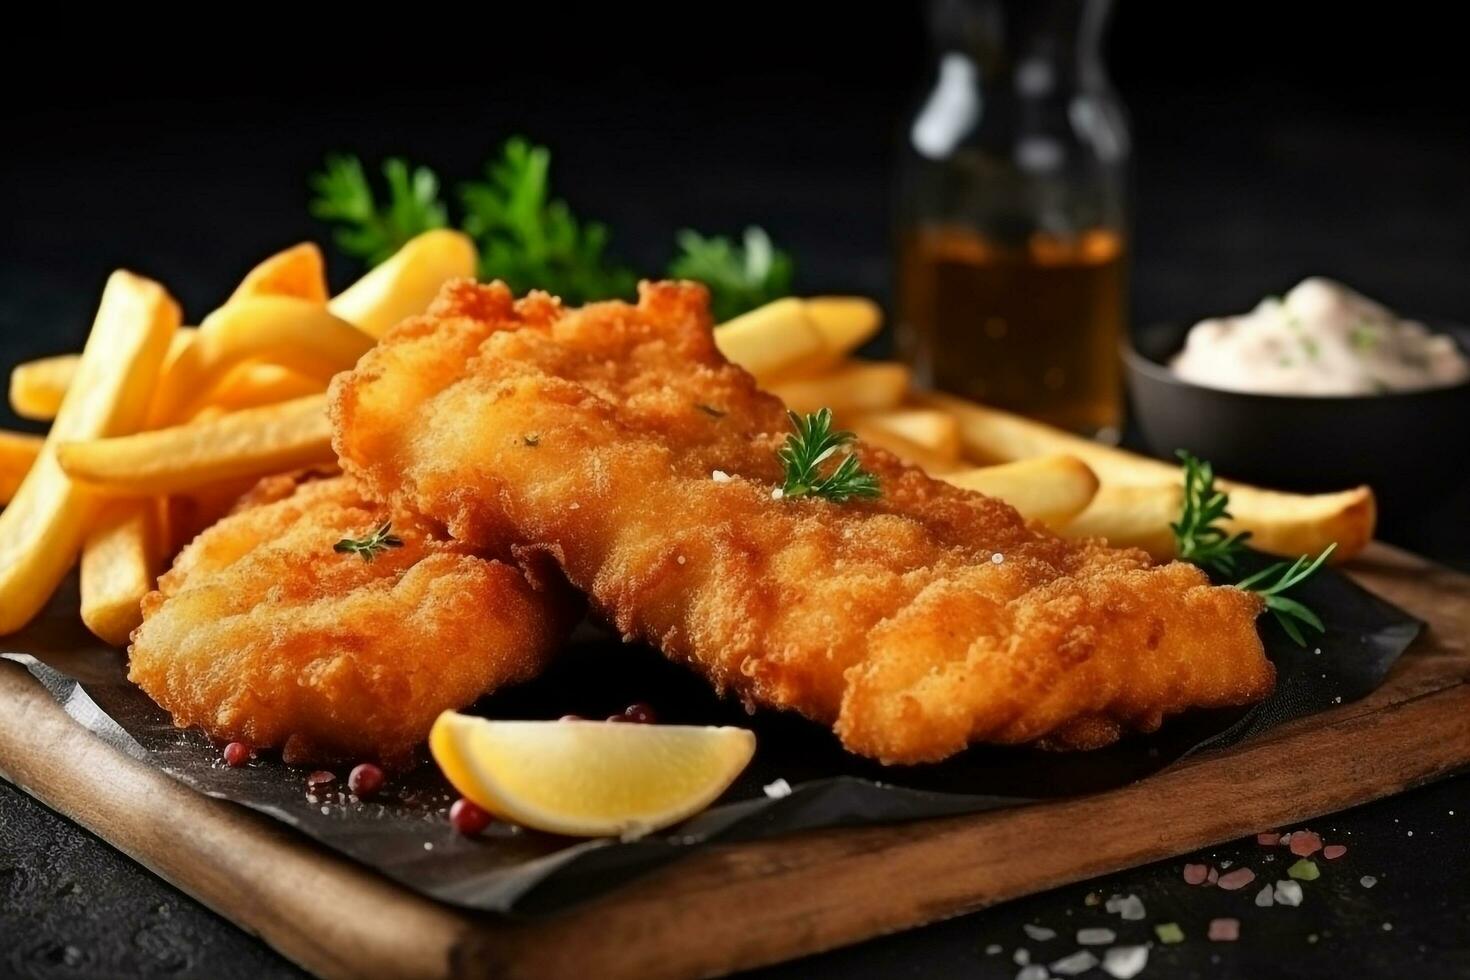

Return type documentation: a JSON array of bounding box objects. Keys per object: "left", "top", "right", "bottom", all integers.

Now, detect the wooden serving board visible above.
[{"left": 1, "top": 542, "right": 1468, "bottom": 980}]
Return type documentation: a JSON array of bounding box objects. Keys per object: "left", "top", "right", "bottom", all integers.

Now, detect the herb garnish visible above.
[
  {"left": 777, "top": 408, "right": 880, "bottom": 503},
  {"left": 310, "top": 156, "right": 448, "bottom": 266},
  {"left": 668, "top": 226, "right": 794, "bottom": 322},
  {"left": 333, "top": 522, "right": 404, "bottom": 563},
  {"left": 696, "top": 403, "right": 727, "bottom": 418},
  {"left": 1172, "top": 450, "right": 1333, "bottom": 644}
]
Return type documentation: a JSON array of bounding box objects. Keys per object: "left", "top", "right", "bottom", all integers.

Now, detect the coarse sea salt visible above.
[
  {"left": 1107, "top": 894, "right": 1146, "bottom": 920},
  {"left": 711, "top": 470, "right": 732, "bottom": 483},
  {"left": 1022, "top": 924, "right": 1056, "bottom": 942},
  {"left": 985, "top": 944, "right": 1003, "bottom": 956},
  {"left": 1077, "top": 928, "right": 1116, "bottom": 946},
  {"left": 1255, "top": 884, "right": 1274, "bottom": 907},
  {"left": 1360, "top": 875, "right": 1378, "bottom": 889},
  {"left": 1102, "top": 945, "right": 1149, "bottom": 980},
  {"left": 1274, "top": 880, "right": 1304, "bottom": 906},
  {"left": 1016, "top": 966, "right": 1048, "bottom": 980},
  {"left": 1050, "top": 951, "right": 1100, "bottom": 976},
  {"left": 762, "top": 778, "right": 792, "bottom": 799}
]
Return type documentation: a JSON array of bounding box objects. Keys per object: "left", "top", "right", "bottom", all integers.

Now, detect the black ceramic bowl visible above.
[{"left": 1123, "top": 322, "right": 1470, "bottom": 511}]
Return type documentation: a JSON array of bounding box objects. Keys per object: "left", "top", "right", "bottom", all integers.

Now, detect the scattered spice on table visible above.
[
  {"left": 1154, "top": 922, "right": 1185, "bottom": 944},
  {"left": 1218, "top": 867, "right": 1256, "bottom": 890},
  {"left": 1208, "top": 918, "right": 1240, "bottom": 941},
  {"left": 1323, "top": 844, "right": 1348, "bottom": 860},
  {"left": 1288, "top": 858, "right": 1321, "bottom": 881}
]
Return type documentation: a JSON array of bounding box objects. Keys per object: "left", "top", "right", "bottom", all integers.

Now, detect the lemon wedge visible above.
[{"left": 428, "top": 712, "right": 757, "bottom": 837}]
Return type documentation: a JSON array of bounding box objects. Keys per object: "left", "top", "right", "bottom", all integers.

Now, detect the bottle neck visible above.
[{"left": 926, "top": 0, "right": 1111, "bottom": 93}]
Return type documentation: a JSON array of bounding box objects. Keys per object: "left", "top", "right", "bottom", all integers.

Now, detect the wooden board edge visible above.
[{"left": 0, "top": 660, "right": 468, "bottom": 980}]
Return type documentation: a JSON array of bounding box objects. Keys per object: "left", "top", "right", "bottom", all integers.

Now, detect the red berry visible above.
[
  {"left": 450, "top": 797, "right": 492, "bottom": 836},
  {"left": 606, "top": 713, "right": 632, "bottom": 723},
  {"left": 348, "top": 763, "right": 385, "bottom": 798},
  {"left": 223, "top": 742, "right": 251, "bottom": 767},
  {"left": 306, "top": 770, "right": 337, "bottom": 790},
  {"left": 623, "top": 702, "right": 656, "bottom": 724}
]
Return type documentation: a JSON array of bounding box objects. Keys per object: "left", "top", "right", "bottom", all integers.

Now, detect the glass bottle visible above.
[{"left": 896, "top": 0, "right": 1129, "bottom": 438}]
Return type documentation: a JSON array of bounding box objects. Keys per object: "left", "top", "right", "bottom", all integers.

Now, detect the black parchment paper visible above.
[{"left": 2, "top": 555, "right": 1420, "bottom": 917}]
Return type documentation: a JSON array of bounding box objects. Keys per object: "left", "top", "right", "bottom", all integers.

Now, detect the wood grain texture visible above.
[{"left": 1, "top": 542, "right": 1467, "bottom": 980}]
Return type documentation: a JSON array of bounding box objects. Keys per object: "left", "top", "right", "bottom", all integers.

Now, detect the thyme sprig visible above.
[{"left": 333, "top": 522, "right": 404, "bottom": 563}]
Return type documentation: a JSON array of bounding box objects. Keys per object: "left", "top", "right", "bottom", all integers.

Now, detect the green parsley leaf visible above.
[
  {"left": 309, "top": 155, "right": 448, "bottom": 266},
  {"left": 668, "top": 226, "right": 794, "bottom": 322},
  {"left": 459, "top": 137, "right": 636, "bottom": 304},
  {"left": 778, "top": 408, "right": 880, "bottom": 503},
  {"left": 333, "top": 522, "right": 404, "bottom": 563}
]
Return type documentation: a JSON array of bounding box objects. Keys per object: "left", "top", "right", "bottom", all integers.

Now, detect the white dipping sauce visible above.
[{"left": 1170, "top": 278, "right": 1469, "bottom": 395}]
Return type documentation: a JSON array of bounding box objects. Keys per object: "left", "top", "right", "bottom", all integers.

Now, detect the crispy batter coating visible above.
[
  {"left": 129, "top": 474, "right": 575, "bottom": 766},
  {"left": 331, "top": 280, "right": 1272, "bottom": 764}
]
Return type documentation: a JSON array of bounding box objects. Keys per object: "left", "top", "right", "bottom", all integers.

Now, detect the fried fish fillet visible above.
[
  {"left": 331, "top": 280, "right": 1272, "bottom": 764},
  {"left": 129, "top": 473, "right": 575, "bottom": 766}
]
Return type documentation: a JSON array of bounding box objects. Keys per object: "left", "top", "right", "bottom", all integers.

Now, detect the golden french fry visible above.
[
  {"left": 919, "top": 390, "right": 1374, "bottom": 562},
  {"left": 944, "top": 456, "right": 1100, "bottom": 529},
  {"left": 0, "top": 271, "right": 180, "bottom": 634},
  {"left": 851, "top": 422, "right": 961, "bottom": 475},
  {"left": 852, "top": 408, "right": 960, "bottom": 460},
  {"left": 804, "top": 296, "right": 882, "bottom": 365},
  {"left": 9, "top": 355, "right": 75, "bottom": 421},
  {"left": 771, "top": 360, "right": 912, "bottom": 416},
  {"left": 716, "top": 297, "right": 830, "bottom": 383},
  {"left": 193, "top": 363, "right": 324, "bottom": 417},
  {"left": 1, "top": 429, "right": 44, "bottom": 504},
  {"left": 328, "top": 229, "right": 478, "bottom": 338},
  {"left": 228, "top": 242, "right": 328, "bottom": 303},
  {"left": 152, "top": 299, "right": 370, "bottom": 423},
  {"left": 57, "top": 394, "right": 332, "bottom": 496},
  {"left": 80, "top": 502, "right": 159, "bottom": 645}
]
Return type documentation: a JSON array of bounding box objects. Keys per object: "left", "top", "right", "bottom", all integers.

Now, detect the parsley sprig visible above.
[
  {"left": 333, "top": 522, "right": 404, "bottom": 563},
  {"left": 1172, "top": 450, "right": 1334, "bottom": 644},
  {"left": 668, "top": 226, "right": 793, "bottom": 322},
  {"left": 309, "top": 156, "right": 447, "bottom": 266},
  {"left": 460, "top": 138, "right": 636, "bottom": 304},
  {"left": 777, "top": 408, "right": 880, "bottom": 503}
]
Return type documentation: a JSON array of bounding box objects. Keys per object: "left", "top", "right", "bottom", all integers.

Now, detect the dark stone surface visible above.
[{"left": 2, "top": 7, "right": 1468, "bottom": 977}]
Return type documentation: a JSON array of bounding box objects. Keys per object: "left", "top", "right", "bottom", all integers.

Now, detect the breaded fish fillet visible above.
[
  {"left": 331, "top": 280, "right": 1272, "bottom": 764},
  {"left": 129, "top": 473, "right": 575, "bottom": 766}
]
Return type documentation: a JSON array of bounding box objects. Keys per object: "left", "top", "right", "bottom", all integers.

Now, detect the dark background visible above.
[{"left": 2, "top": 4, "right": 1468, "bottom": 977}]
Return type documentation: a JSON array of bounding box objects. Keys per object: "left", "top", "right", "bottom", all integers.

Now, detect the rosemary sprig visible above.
[
  {"left": 1171, "top": 450, "right": 1332, "bottom": 644},
  {"left": 333, "top": 522, "right": 404, "bottom": 563},
  {"left": 777, "top": 408, "right": 880, "bottom": 503}
]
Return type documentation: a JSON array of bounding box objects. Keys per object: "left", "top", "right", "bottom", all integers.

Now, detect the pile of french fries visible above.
[
  {"left": 717, "top": 298, "right": 1376, "bottom": 562},
  {"left": 0, "top": 229, "right": 1374, "bottom": 647}
]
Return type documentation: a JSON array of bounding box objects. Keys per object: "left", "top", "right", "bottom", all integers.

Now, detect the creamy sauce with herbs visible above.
[{"left": 1171, "top": 278, "right": 1469, "bottom": 395}]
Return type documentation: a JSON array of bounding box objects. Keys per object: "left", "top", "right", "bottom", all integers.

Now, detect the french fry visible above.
[
  {"left": 1, "top": 429, "right": 44, "bottom": 504},
  {"left": 771, "top": 360, "right": 912, "bottom": 416},
  {"left": 715, "top": 298, "right": 829, "bottom": 383},
  {"left": 851, "top": 408, "right": 960, "bottom": 460},
  {"left": 328, "top": 229, "right": 478, "bottom": 338},
  {"left": 943, "top": 456, "right": 1100, "bottom": 529},
  {"left": 13, "top": 329, "right": 198, "bottom": 422},
  {"left": 57, "top": 394, "right": 332, "bottom": 496},
  {"left": 228, "top": 242, "right": 328, "bottom": 303},
  {"left": 193, "top": 363, "right": 324, "bottom": 417},
  {"left": 151, "top": 299, "right": 370, "bottom": 423},
  {"left": 850, "top": 422, "right": 961, "bottom": 475},
  {"left": 0, "top": 271, "right": 180, "bottom": 634},
  {"left": 80, "top": 502, "right": 159, "bottom": 645},
  {"left": 804, "top": 296, "right": 882, "bottom": 366},
  {"left": 919, "top": 390, "right": 1375, "bottom": 562}
]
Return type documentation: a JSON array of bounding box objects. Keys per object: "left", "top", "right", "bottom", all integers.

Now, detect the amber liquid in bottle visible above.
[{"left": 899, "top": 227, "right": 1125, "bottom": 437}]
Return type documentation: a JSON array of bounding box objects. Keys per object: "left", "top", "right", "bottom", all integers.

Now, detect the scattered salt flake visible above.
[
  {"left": 1154, "top": 922, "right": 1185, "bottom": 944},
  {"left": 1077, "top": 927, "right": 1116, "bottom": 945},
  {"left": 1111, "top": 894, "right": 1145, "bottom": 920},
  {"left": 676, "top": 555, "right": 686, "bottom": 565},
  {"left": 1255, "top": 884, "right": 1275, "bottom": 907},
  {"left": 1104, "top": 895, "right": 1124, "bottom": 913},
  {"left": 1307, "top": 933, "right": 1319, "bottom": 944},
  {"left": 991, "top": 552, "right": 1005, "bottom": 565},
  {"left": 1084, "top": 892, "right": 1101, "bottom": 907},
  {"left": 1289, "top": 831, "right": 1323, "bottom": 857},
  {"left": 1022, "top": 924, "right": 1056, "bottom": 942},
  {"left": 711, "top": 470, "right": 732, "bottom": 483},
  {"left": 1206, "top": 867, "right": 1219, "bottom": 886},
  {"left": 1288, "top": 859, "right": 1320, "bottom": 881},
  {"left": 1016, "top": 966, "right": 1048, "bottom": 980},
  {"left": 1102, "top": 945, "right": 1149, "bottom": 980},
  {"left": 1382, "top": 922, "right": 1393, "bottom": 932},
  {"left": 1013, "top": 948, "right": 1029, "bottom": 966},
  {"left": 569, "top": 502, "right": 580, "bottom": 510},
  {"left": 1050, "top": 951, "right": 1100, "bottom": 976},
  {"left": 1274, "top": 880, "right": 1304, "bottom": 906},
  {"left": 1184, "top": 863, "right": 1210, "bottom": 885},
  {"left": 422, "top": 842, "right": 434, "bottom": 851},
  {"left": 319, "top": 806, "right": 331, "bottom": 815},
  {"left": 1280, "top": 832, "right": 1293, "bottom": 843},
  {"left": 985, "top": 944, "right": 1003, "bottom": 956},
  {"left": 1360, "top": 875, "right": 1378, "bottom": 889},
  {"left": 762, "top": 778, "right": 792, "bottom": 799},
  {"left": 1208, "top": 918, "right": 1240, "bottom": 942},
  {"left": 770, "top": 487, "right": 784, "bottom": 500},
  {"left": 1219, "top": 859, "right": 1233, "bottom": 869},
  {"left": 1219, "top": 868, "right": 1257, "bottom": 891},
  {"left": 1323, "top": 844, "right": 1347, "bottom": 860}
]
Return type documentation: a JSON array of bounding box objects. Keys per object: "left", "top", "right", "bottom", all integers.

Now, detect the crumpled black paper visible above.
[{"left": 2, "top": 555, "right": 1420, "bottom": 918}]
